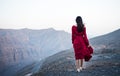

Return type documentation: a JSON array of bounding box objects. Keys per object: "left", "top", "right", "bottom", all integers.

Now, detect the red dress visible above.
[{"left": 72, "top": 25, "right": 90, "bottom": 60}]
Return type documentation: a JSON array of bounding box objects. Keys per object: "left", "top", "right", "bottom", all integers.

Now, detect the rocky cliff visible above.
[{"left": 0, "top": 28, "right": 72, "bottom": 76}]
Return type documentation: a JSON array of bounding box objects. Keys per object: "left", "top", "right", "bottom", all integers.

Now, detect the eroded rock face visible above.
[{"left": 0, "top": 28, "right": 72, "bottom": 73}]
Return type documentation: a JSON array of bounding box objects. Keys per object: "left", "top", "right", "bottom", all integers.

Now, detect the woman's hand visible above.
[{"left": 88, "top": 45, "right": 90, "bottom": 47}]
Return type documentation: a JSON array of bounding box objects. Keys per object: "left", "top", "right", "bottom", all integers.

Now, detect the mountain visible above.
[
  {"left": 1, "top": 28, "right": 120, "bottom": 76},
  {"left": 90, "top": 29, "right": 120, "bottom": 53},
  {"left": 0, "top": 28, "right": 72, "bottom": 76},
  {"left": 32, "top": 29, "right": 120, "bottom": 76}
]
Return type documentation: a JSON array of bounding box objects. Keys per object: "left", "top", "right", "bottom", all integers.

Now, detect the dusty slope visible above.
[{"left": 32, "top": 49, "right": 120, "bottom": 76}]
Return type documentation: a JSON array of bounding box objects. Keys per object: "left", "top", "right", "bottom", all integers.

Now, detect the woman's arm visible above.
[{"left": 72, "top": 26, "right": 76, "bottom": 44}]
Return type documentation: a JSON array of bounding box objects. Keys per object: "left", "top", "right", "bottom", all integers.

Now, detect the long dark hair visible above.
[{"left": 76, "top": 16, "right": 84, "bottom": 32}]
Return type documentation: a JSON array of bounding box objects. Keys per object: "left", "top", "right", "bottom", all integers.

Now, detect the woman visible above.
[{"left": 72, "top": 16, "right": 91, "bottom": 72}]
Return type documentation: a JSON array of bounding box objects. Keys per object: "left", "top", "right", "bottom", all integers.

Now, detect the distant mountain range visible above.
[{"left": 0, "top": 28, "right": 72, "bottom": 76}]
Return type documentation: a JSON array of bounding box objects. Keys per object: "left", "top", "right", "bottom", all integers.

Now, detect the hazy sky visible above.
[{"left": 0, "top": 0, "right": 120, "bottom": 37}]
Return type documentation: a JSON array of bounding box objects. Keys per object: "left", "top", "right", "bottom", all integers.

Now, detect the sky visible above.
[{"left": 0, "top": 0, "right": 120, "bottom": 38}]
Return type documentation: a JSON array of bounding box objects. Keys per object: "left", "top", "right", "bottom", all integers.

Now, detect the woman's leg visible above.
[
  {"left": 76, "top": 60, "right": 79, "bottom": 69},
  {"left": 76, "top": 59, "right": 80, "bottom": 72},
  {"left": 80, "top": 59, "right": 83, "bottom": 67},
  {"left": 79, "top": 59, "right": 83, "bottom": 70}
]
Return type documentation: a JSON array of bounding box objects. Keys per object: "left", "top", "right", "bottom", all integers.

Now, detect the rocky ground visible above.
[{"left": 32, "top": 49, "right": 120, "bottom": 76}]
